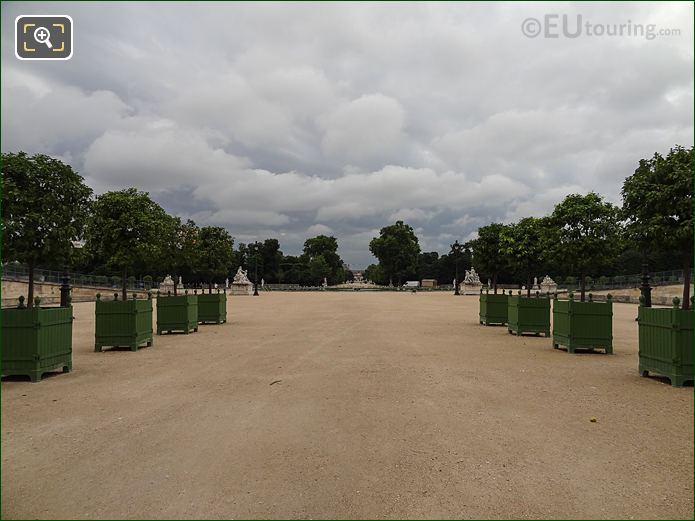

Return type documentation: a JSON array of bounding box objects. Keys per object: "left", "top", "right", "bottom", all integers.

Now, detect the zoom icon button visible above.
[{"left": 16, "top": 15, "right": 73, "bottom": 60}]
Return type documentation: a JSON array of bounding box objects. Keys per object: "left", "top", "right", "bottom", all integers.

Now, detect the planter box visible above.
[
  {"left": 157, "top": 293, "right": 198, "bottom": 334},
  {"left": 198, "top": 292, "right": 227, "bottom": 324},
  {"left": 1, "top": 305, "right": 73, "bottom": 382},
  {"left": 95, "top": 295, "right": 153, "bottom": 352},
  {"left": 638, "top": 304, "right": 693, "bottom": 386},
  {"left": 479, "top": 291, "right": 508, "bottom": 326},
  {"left": 507, "top": 294, "right": 550, "bottom": 336},
  {"left": 552, "top": 296, "right": 613, "bottom": 354}
]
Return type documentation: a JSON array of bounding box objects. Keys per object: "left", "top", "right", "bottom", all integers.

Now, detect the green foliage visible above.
[
  {"left": 2, "top": 152, "right": 92, "bottom": 306},
  {"left": 369, "top": 221, "right": 421, "bottom": 285},
  {"left": 308, "top": 255, "right": 332, "bottom": 284},
  {"left": 622, "top": 145, "right": 693, "bottom": 257},
  {"left": 622, "top": 145, "right": 693, "bottom": 308},
  {"left": 470, "top": 223, "right": 510, "bottom": 288},
  {"left": 303, "top": 235, "right": 345, "bottom": 284},
  {"left": 198, "top": 226, "right": 234, "bottom": 287},
  {"left": 500, "top": 217, "right": 552, "bottom": 293},
  {"left": 364, "top": 263, "right": 387, "bottom": 285},
  {"left": 86, "top": 188, "right": 170, "bottom": 277},
  {"left": 550, "top": 192, "right": 620, "bottom": 299}
]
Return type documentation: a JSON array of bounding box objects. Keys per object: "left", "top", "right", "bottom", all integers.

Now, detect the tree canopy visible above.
[
  {"left": 550, "top": 192, "right": 619, "bottom": 301},
  {"left": 198, "top": 226, "right": 235, "bottom": 291},
  {"left": 622, "top": 145, "right": 693, "bottom": 308},
  {"left": 86, "top": 188, "right": 170, "bottom": 299},
  {"left": 369, "top": 221, "right": 421, "bottom": 285},
  {"left": 469, "top": 223, "right": 509, "bottom": 292},
  {"left": 2, "top": 152, "right": 93, "bottom": 306},
  {"left": 500, "top": 217, "right": 553, "bottom": 296}
]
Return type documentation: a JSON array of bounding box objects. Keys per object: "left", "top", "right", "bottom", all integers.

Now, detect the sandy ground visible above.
[{"left": 2, "top": 293, "right": 692, "bottom": 519}]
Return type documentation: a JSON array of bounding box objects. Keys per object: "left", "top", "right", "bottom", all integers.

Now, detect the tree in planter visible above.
[
  {"left": 500, "top": 217, "right": 552, "bottom": 297},
  {"left": 198, "top": 226, "right": 234, "bottom": 292},
  {"left": 369, "top": 221, "right": 421, "bottom": 286},
  {"left": 551, "top": 193, "right": 620, "bottom": 302},
  {"left": 622, "top": 145, "right": 693, "bottom": 309},
  {"left": 470, "top": 223, "right": 510, "bottom": 293},
  {"left": 85, "top": 188, "right": 171, "bottom": 300},
  {"left": 161, "top": 218, "right": 200, "bottom": 295},
  {"left": 1, "top": 152, "right": 92, "bottom": 307}
]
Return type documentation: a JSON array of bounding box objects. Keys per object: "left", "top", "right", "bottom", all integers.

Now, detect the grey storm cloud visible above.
[{"left": 2, "top": 1, "right": 693, "bottom": 267}]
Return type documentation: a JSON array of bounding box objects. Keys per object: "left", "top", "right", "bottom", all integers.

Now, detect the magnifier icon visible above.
[{"left": 33, "top": 26, "right": 53, "bottom": 49}]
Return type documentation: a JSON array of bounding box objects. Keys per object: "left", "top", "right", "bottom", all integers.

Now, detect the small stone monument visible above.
[
  {"left": 532, "top": 276, "right": 540, "bottom": 291},
  {"left": 322, "top": 277, "right": 328, "bottom": 288},
  {"left": 225, "top": 277, "right": 229, "bottom": 289},
  {"left": 229, "top": 267, "right": 253, "bottom": 296},
  {"left": 177, "top": 276, "right": 184, "bottom": 291},
  {"left": 540, "top": 275, "right": 557, "bottom": 294},
  {"left": 462, "top": 267, "right": 483, "bottom": 295},
  {"left": 161, "top": 274, "right": 175, "bottom": 294}
]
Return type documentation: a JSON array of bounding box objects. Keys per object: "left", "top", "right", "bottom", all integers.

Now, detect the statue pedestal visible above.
[
  {"left": 462, "top": 283, "right": 483, "bottom": 295},
  {"left": 229, "top": 283, "right": 253, "bottom": 296}
]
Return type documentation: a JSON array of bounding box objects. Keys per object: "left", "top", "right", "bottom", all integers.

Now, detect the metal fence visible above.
[
  {"left": 3, "top": 263, "right": 691, "bottom": 293},
  {"left": 554, "top": 269, "right": 692, "bottom": 291},
  {"left": 2, "top": 263, "right": 157, "bottom": 290}
]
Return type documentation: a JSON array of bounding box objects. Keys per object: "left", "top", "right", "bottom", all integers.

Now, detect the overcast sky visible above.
[{"left": 2, "top": 2, "right": 693, "bottom": 268}]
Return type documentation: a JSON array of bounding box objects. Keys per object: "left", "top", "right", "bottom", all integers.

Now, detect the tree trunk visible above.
[
  {"left": 526, "top": 274, "right": 531, "bottom": 297},
  {"left": 122, "top": 268, "right": 128, "bottom": 301},
  {"left": 209, "top": 281, "right": 213, "bottom": 294},
  {"left": 580, "top": 272, "right": 586, "bottom": 302},
  {"left": 173, "top": 274, "right": 178, "bottom": 296},
  {"left": 683, "top": 258, "right": 692, "bottom": 310},
  {"left": 27, "top": 261, "right": 35, "bottom": 308},
  {"left": 493, "top": 273, "right": 498, "bottom": 294}
]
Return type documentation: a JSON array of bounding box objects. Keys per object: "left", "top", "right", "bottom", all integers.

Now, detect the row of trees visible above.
[
  {"left": 365, "top": 221, "right": 473, "bottom": 286},
  {"left": 1, "top": 152, "right": 348, "bottom": 306},
  {"left": 363, "top": 145, "right": 692, "bottom": 308},
  {"left": 470, "top": 145, "right": 692, "bottom": 306}
]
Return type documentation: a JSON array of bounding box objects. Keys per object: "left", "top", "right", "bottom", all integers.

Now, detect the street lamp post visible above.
[
  {"left": 59, "top": 264, "right": 71, "bottom": 307},
  {"left": 253, "top": 253, "right": 259, "bottom": 296},
  {"left": 450, "top": 240, "right": 463, "bottom": 296},
  {"left": 640, "top": 262, "right": 652, "bottom": 307}
]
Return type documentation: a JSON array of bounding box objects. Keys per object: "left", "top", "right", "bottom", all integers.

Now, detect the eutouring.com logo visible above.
[{"left": 521, "top": 14, "right": 681, "bottom": 41}]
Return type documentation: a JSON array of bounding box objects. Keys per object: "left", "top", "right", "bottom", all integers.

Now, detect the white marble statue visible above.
[
  {"left": 232, "top": 267, "right": 251, "bottom": 285},
  {"left": 225, "top": 277, "right": 229, "bottom": 288},
  {"left": 229, "top": 267, "right": 253, "bottom": 295},
  {"left": 161, "top": 274, "right": 175, "bottom": 293},
  {"left": 540, "top": 275, "right": 558, "bottom": 294},
  {"left": 462, "top": 267, "right": 483, "bottom": 295}
]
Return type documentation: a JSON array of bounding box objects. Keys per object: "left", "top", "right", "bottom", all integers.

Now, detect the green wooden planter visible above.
[
  {"left": 638, "top": 297, "right": 693, "bottom": 387},
  {"left": 552, "top": 294, "right": 613, "bottom": 354},
  {"left": 507, "top": 293, "right": 550, "bottom": 336},
  {"left": 198, "top": 291, "right": 227, "bottom": 324},
  {"left": 156, "top": 292, "right": 198, "bottom": 335},
  {"left": 95, "top": 293, "right": 153, "bottom": 352},
  {"left": 1, "top": 297, "right": 72, "bottom": 382},
  {"left": 479, "top": 290, "right": 508, "bottom": 326}
]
